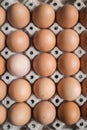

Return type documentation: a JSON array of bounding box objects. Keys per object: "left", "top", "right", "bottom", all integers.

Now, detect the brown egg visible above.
[
  {"left": 7, "top": 54, "right": 31, "bottom": 77},
  {"left": 0, "top": 80, "right": 7, "bottom": 101},
  {"left": 32, "top": 4, "right": 55, "bottom": 28},
  {"left": 0, "top": 56, "right": 6, "bottom": 75},
  {"left": 57, "top": 102, "right": 80, "bottom": 125},
  {"left": 0, "top": 105, "right": 7, "bottom": 124},
  {"left": 8, "top": 103, "right": 31, "bottom": 126},
  {"left": 57, "top": 77, "right": 81, "bottom": 101},
  {"left": 33, "top": 101, "right": 56, "bottom": 125},
  {"left": 81, "top": 54, "right": 87, "bottom": 74},
  {"left": 57, "top": 29, "right": 79, "bottom": 52},
  {"left": 56, "top": 4, "right": 78, "bottom": 28},
  {"left": 33, "top": 78, "right": 55, "bottom": 100},
  {"left": 80, "top": 7, "right": 87, "bottom": 28},
  {"left": 82, "top": 78, "right": 87, "bottom": 96},
  {"left": 0, "top": 31, "right": 5, "bottom": 51},
  {"left": 81, "top": 102, "right": 87, "bottom": 120},
  {"left": 33, "top": 29, "right": 56, "bottom": 52},
  {"left": 7, "top": 3, "right": 30, "bottom": 28},
  {"left": 0, "top": 6, "right": 6, "bottom": 26},
  {"left": 80, "top": 31, "right": 87, "bottom": 50},
  {"left": 57, "top": 53, "right": 80, "bottom": 76},
  {"left": 7, "top": 30, "right": 29, "bottom": 52},
  {"left": 8, "top": 79, "right": 31, "bottom": 102},
  {"left": 33, "top": 53, "right": 56, "bottom": 76}
]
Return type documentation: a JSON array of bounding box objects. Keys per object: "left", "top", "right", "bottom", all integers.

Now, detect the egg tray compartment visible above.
[{"left": 0, "top": 0, "right": 87, "bottom": 130}]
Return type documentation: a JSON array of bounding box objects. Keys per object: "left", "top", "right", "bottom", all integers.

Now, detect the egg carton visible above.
[{"left": 0, "top": 0, "right": 87, "bottom": 130}]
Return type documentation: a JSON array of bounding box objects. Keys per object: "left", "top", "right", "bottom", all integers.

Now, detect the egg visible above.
[
  {"left": 0, "top": 56, "right": 6, "bottom": 75},
  {"left": 33, "top": 29, "right": 56, "bottom": 52},
  {"left": 57, "top": 77, "right": 81, "bottom": 101},
  {"left": 7, "top": 30, "right": 30, "bottom": 52},
  {"left": 80, "top": 31, "right": 87, "bottom": 50},
  {"left": 8, "top": 79, "right": 31, "bottom": 102},
  {"left": 57, "top": 102, "right": 80, "bottom": 125},
  {"left": 57, "top": 29, "right": 79, "bottom": 52},
  {"left": 0, "top": 31, "right": 5, "bottom": 51},
  {"left": 7, "top": 54, "right": 31, "bottom": 77},
  {"left": 81, "top": 54, "right": 87, "bottom": 74},
  {"left": 81, "top": 102, "right": 87, "bottom": 120},
  {"left": 0, "top": 80, "right": 7, "bottom": 101},
  {"left": 0, "top": 6, "right": 6, "bottom": 26},
  {"left": 33, "top": 101, "right": 56, "bottom": 125},
  {"left": 56, "top": 4, "right": 78, "bottom": 28},
  {"left": 33, "top": 53, "right": 56, "bottom": 76},
  {"left": 80, "top": 7, "right": 87, "bottom": 28},
  {"left": 57, "top": 53, "right": 80, "bottom": 76},
  {"left": 33, "top": 78, "right": 55, "bottom": 100},
  {"left": 32, "top": 4, "right": 55, "bottom": 28},
  {"left": 8, "top": 103, "right": 31, "bottom": 126},
  {"left": 0, "top": 105, "right": 7, "bottom": 124},
  {"left": 7, "top": 3, "right": 30, "bottom": 28},
  {"left": 82, "top": 78, "right": 87, "bottom": 96}
]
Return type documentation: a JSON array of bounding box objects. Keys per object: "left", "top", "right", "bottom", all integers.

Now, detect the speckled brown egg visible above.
[
  {"left": 81, "top": 102, "right": 87, "bottom": 120},
  {"left": 7, "top": 30, "right": 30, "bottom": 52},
  {"left": 56, "top": 4, "right": 79, "bottom": 28},
  {"left": 57, "top": 29, "right": 79, "bottom": 52},
  {"left": 7, "top": 3, "right": 30, "bottom": 28},
  {"left": 8, "top": 103, "right": 31, "bottom": 126},
  {"left": 0, "top": 80, "right": 7, "bottom": 101},
  {"left": 57, "top": 102, "right": 80, "bottom": 125},
  {"left": 0, "top": 105, "right": 7, "bottom": 124},
  {"left": 57, "top": 53, "right": 80, "bottom": 76},
  {"left": 32, "top": 4, "right": 55, "bottom": 28},
  {"left": 82, "top": 78, "right": 87, "bottom": 97},
  {"left": 33, "top": 78, "right": 55, "bottom": 100},
  {"left": 33, "top": 53, "right": 56, "bottom": 76},
  {"left": 80, "top": 7, "right": 87, "bottom": 28},
  {"left": 33, "top": 101, "right": 56, "bottom": 125},
  {"left": 0, "top": 6, "right": 6, "bottom": 26},
  {"left": 33, "top": 29, "right": 56, "bottom": 52},
  {"left": 8, "top": 79, "right": 31, "bottom": 102},
  {"left": 0, "top": 31, "right": 5, "bottom": 51},
  {"left": 81, "top": 54, "right": 87, "bottom": 74},
  {"left": 0, "top": 56, "right": 6, "bottom": 75},
  {"left": 57, "top": 77, "right": 81, "bottom": 101},
  {"left": 80, "top": 31, "right": 87, "bottom": 50}
]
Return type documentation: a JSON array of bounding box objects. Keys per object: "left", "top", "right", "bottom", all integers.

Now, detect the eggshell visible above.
[
  {"left": 81, "top": 54, "right": 87, "bottom": 74},
  {"left": 80, "top": 7, "right": 87, "bottom": 28},
  {"left": 0, "top": 31, "right": 5, "bottom": 51},
  {"left": 0, "top": 6, "right": 6, "bottom": 26},
  {"left": 33, "top": 101, "right": 56, "bottom": 125},
  {"left": 7, "top": 3, "right": 30, "bottom": 28},
  {"left": 0, "top": 56, "right": 6, "bottom": 75},
  {"left": 33, "top": 29, "right": 56, "bottom": 52},
  {"left": 82, "top": 78, "right": 87, "bottom": 96},
  {"left": 56, "top": 4, "right": 78, "bottom": 28},
  {"left": 33, "top": 53, "right": 56, "bottom": 76},
  {"left": 7, "top": 30, "right": 30, "bottom": 52},
  {"left": 81, "top": 102, "right": 87, "bottom": 120},
  {"left": 32, "top": 4, "right": 55, "bottom": 28},
  {"left": 57, "top": 53, "right": 80, "bottom": 76},
  {"left": 0, "top": 80, "right": 7, "bottom": 101},
  {"left": 80, "top": 31, "right": 87, "bottom": 50},
  {"left": 57, "top": 102, "right": 80, "bottom": 125},
  {"left": 8, "top": 79, "right": 31, "bottom": 102},
  {"left": 57, "top": 77, "right": 81, "bottom": 101},
  {"left": 0, "top": 105, "right": 7, "bottom": 124},
  {"left": 33, "top": 78, "right": 55, "bottom": 100},
  {"left": 7, "top": 54, "right": 31, "bottom": 77},
  {"left": 8, "top": 103, "right": 31, "bottom": 126},
  {"left": 57, "top": 29, "right": 79, "bottom": 52}
]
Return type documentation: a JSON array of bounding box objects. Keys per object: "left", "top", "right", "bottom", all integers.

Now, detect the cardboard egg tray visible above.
[{"left": 0, "top": 0, "right": 87, "bottom": 130}]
